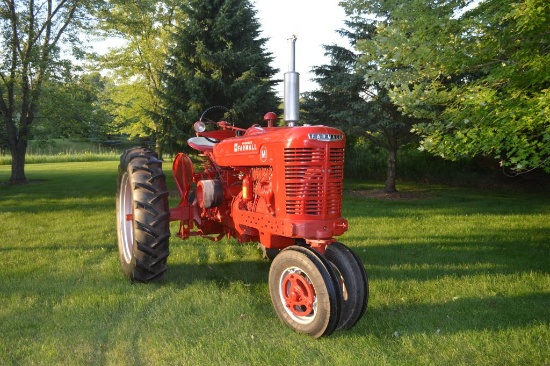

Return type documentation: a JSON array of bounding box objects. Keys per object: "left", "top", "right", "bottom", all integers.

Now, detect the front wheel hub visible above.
[{"left": 280, "top": 269, "right": 316, "bottom": 320}]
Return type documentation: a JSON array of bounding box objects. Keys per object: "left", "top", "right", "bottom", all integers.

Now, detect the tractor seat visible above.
[{"left": 188, "top": 136, "right": 216, "bottom": 152}]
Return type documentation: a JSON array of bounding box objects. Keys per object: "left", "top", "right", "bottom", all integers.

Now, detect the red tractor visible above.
[{"left": 115, "top": 37, "right": 368, "bottom": 338}]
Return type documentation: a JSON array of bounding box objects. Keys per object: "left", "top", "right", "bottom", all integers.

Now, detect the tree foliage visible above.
[
  {"left": 94, "top": 0, "right": 182, "bottom": 154},
  {"left": 341, "top": 0, "right": 550, "bottom": 173},
  {"left": 36, "top": 72, "right": 112, "bottom": 141},
  {"left": 0, "top": 0, "right": 102, "bottom": 183},
  {"left": 159, "top": 0, "right": 280, "bottom": 151},
  {"left": 302, "top": 20, "right": 419, "bottom": 192}
]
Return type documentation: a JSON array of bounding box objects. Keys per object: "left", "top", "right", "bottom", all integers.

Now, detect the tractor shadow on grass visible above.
[
  {"left": 165, "top": 259, "right": 271, "bottom": 289},
  {"left": 161, "top": 240, "right": 272, "bottom": 289}
]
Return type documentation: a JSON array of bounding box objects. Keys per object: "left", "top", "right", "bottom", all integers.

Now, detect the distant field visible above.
[
  {"left": 26, "top": 138, "right": 126, "bottom": 155},
  {"left": 0, "top": 162, "right": 549, "bottom": 365},
  {"left": 0, "top": 139, "right": 129, "bottom": 165}
]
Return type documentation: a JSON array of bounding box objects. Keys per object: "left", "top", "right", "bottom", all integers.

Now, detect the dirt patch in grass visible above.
[{"left": 347, "top": 189, "right": 432, "bottom": 201}]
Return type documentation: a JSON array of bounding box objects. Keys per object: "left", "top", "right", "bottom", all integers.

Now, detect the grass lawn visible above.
[{"left": 0, "top": 162, "right": 549, "bottom": 365}]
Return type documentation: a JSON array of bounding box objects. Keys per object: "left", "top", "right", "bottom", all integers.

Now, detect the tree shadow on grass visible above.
[
  {"left": 347, "top": 229, "right": 550, "bottom": 282},
  {"left": 347, "top": 291, "right": 550, "bottom": 338},
  {"left": 342, "top": 189, "right": 550, "bottom": 219}
]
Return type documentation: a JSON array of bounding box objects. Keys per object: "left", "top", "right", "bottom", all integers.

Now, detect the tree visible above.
[
  {"left": 95, "top": 0, "right": 182, "bottom": 155},
  {"left": 160, "top": 0, "right": 280, "bottom": 151},
  {"left": 0, "top": 0, "right": 101, "bottom": 183},
  {"left": 341, "top": 0, "right": 550, "bottom": 174},
  {"left": 302, "top": 20, "right": 419, "bottom": 192},
  {"left": 36, "top": 72, "right": 112, "bottom": 141}
]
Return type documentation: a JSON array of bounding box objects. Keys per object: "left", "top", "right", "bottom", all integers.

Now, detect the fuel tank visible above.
[{"left": 212, "top": 125, "right": 346, "bottom": 167}]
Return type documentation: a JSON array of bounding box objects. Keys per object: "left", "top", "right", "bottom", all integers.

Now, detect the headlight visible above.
[{"left": 194, "top": 121, "right": 206, "bottom": 133}]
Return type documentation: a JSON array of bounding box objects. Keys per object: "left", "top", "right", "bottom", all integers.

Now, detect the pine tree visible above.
[
  {"left": 159, "top": 0, "right": 280, "bottom": 151},
  {"left": 303, "top": 20, "right": 420, "bottom": 193}
]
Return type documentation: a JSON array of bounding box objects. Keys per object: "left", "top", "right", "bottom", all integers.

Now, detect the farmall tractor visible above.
[{"left": 115, "top": 37, "right": 368, "bottom": 338}]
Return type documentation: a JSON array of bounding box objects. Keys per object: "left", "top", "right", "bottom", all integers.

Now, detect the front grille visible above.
[{"left": 284, "top": 147, "right": 344, "bottom": 217}]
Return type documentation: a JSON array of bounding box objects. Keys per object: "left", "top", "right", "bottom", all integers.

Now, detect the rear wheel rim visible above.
[
  {"left": 118, "top": 172, "right": 134, "bottom": 263},
  {"left": 279, "top": 266, "right": 317, "bottom": 324}
]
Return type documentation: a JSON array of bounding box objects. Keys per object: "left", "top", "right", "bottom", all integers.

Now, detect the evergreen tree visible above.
[
  {"left": 303, "top": 20, "right": 419, "bottom": 192},
  {"left": 159, "top": 0, "right": 280, "bottom": 151}
]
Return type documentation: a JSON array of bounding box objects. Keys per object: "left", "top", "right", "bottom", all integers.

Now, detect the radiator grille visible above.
[{"left": 284, "top": 147, "right": 344, "bottom": 217}]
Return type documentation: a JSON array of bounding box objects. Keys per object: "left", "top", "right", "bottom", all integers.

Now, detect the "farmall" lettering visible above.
[
  {"left": 234, "top": 141, "right": 257, "bottom": 152},
  {"left": 308, "top": 133, "right": 344, "bottom": 142}
]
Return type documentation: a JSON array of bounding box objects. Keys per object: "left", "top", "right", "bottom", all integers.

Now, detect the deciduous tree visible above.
[
  {"left": 341, "top": 0, "right": 550, "bottom": 173},
  {"left": 36, "top": 72, "right": 111, "bottom": 141},
  {"left": 0, "top": 0, "right": 102, "bottom": 183},
  {"left": 95, "top": 0, "right": 181, "bottom": 155},
  {"left": 0, "top": 0, "right": 104, "bottom": 183}
]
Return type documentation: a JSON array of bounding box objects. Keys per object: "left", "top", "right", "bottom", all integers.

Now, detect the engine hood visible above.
[{"left": 212, "top": 125, "right": 346, "bottom": 167}]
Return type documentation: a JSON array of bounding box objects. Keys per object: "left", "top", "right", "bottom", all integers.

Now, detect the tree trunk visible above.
[
  {"left": 156, "top": 139, "right": 163, "bottom": 158},
  {"left": 384, "top": 148, "right": 397, "bottom": 193},
  {"left": 9, "top": 142, "right": 28, "bottom": 184}
]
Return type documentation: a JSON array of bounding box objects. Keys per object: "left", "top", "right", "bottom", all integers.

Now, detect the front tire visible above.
[
  {"left": 325, "top": 242, "right": 369, "bottom": 330},
  {"left": 268, "top": 246, "right": 341, "bottom": 338},
  {"left": 116, "top": 147, "right": 170, "bottom": 282}
]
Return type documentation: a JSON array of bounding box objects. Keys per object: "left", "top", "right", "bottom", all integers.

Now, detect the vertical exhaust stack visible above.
[{"left": 284, "top": 35, "right": 299, "bottom": 127}]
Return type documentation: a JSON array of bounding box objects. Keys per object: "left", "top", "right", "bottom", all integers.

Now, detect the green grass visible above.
[
  {"left": 0, "top": 151, "right": 121, "bottom": 165},
  {"left": 1, "top": 163, "right": 549, "bottom": 365},
  {"left": 0, "top": 139, "right": 127, "bottom": 165}
]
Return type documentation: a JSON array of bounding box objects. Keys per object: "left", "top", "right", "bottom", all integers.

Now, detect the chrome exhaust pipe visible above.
[{"left": 284, "top": 35, "right": 299, "bottom": 127}]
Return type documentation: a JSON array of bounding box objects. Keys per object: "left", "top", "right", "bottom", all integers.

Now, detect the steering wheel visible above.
[{"left": 198, "top": 106, "right": 235, "bottom": 143}]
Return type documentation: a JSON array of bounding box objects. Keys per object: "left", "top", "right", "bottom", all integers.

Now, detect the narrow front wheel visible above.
[
  {"left": 325, "top": 242, "right": 369, "bottom": 330},
  {"left": 268, "top": 246, "right": 341, "bottom": 338}
]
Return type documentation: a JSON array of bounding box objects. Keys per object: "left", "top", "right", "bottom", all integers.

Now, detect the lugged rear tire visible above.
[{"left": 116, "top": 147, "right": 170, "bottom": 282}]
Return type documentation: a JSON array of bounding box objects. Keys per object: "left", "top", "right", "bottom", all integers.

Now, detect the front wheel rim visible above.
[
  {"left": 118, "top": 172, "right": 134, "bottom": 264},
  {"left": 279, "top": 266, "right": 317, "bottom": 324}
]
